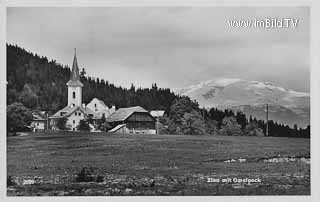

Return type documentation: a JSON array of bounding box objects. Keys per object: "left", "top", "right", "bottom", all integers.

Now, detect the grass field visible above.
[{"left": 7, "top": 132, "right": 310, "bottom": 196}]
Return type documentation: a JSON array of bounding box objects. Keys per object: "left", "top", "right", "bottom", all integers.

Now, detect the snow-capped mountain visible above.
[{"left": 175, "top": 78, "right": 310, "bottom": 127}]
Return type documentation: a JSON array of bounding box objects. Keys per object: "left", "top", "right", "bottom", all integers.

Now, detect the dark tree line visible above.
[
  {"left": 7, "top": 44, "right": 178, "bottom": 114},
  {"left": 6, "top": 44, "right": 310, "bottom": 138}
]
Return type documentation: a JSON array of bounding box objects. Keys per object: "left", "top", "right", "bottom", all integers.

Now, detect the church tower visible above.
[{"left": 66, "top": 49, "right": 83, "bottom": 107}]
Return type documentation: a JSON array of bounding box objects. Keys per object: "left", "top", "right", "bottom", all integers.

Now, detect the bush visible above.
[
  {"left": 96, "top": 175, "right": 104, "bottom": 183},
  {"left": 245, "top": 121, "right": 264, "bottom": 136},
  {"left": 180, "top": 110, "right": 206, "bottom": 135},
  {"left": 77, "top": 120, "right": 90, "bottom": 131},
  {"left": 7, "top": 176, "right": 16, "bottom": 186},
  {"left": 7, "top": 102, "right": 33, "bottom": 132},
  {"left": 56, "top": 117, "right": 68, "bottom": 130},
  {"left": 219, "top": 116, "right": 242, "bottom": 136},
  {"left": 75, "top": 167, "right": 94, "bottom": 182}
]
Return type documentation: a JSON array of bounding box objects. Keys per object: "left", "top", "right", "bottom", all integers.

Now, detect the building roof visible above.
[
  {"left": 32, "top": 111, "right": 47, "bottom": 121},
  {"left": 150, "top": 110, "right": 165, "bottom": 117},
  {"left": 109, "top": 124, "right": 126, "bottom": 133},
  {"left": 67, "top": 48, "right": 83, "bottom": 87},
  {"left": 88, "top": 98, "right": 107, "bottom": 108},
  {"left": 50, "top": 105, "right": 98, "bottom": 119},
  {"left": 106, "top": 106, "right": 149, "bottom": 122}
]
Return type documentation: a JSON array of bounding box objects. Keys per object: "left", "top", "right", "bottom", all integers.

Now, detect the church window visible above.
[
  {"left": 95, "top": 103, "right": 97, "bottom": 108},
  {"left": 73, "top": 120, "right": 75, "bottom": 124},
  {"left": 73, "top": 91, "right": 76, "bottom": 99}
]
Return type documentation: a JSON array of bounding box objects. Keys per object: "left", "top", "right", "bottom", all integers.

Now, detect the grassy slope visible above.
[{"left": 7, "top": 132, "right": 310, "bottom": 195}]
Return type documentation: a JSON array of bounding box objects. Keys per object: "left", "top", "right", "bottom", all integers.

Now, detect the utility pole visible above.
[
  {"left": 46, "top": 112, "right": 49, "bottom": 131},
  {"left": 266, "top": 104, "right": 269, "bottom": 136}
]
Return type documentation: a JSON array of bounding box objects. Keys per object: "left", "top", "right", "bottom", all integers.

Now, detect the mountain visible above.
[{"left": 175, "top": 78, "right": 310, "bottom": 127}]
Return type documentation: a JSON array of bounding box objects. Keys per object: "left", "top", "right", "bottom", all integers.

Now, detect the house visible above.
[
  {"left": 106, "top": 106, "right": 156, "bottom": 134},
  {"left": 30, "top": 111, "right": 47, "bottom": 132},
  {"left": 150, "top": 110, "right": 165, "bottom": 118},
  {"left": 150, "top": 110, "right": 166, "bottom": 134},
  {"left": 86, "top": 98, "right": 115, "bottom": 119},
  {"left": 50, "top": 105, "right": 98, "bottom": 131}
]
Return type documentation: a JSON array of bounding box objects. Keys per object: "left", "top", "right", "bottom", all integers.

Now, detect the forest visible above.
[{"left": 6, "top": 44, "right": 310, "bottom": 138}]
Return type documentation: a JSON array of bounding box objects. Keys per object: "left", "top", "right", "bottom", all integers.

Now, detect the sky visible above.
[{"left": 7, "top": 7, "right": 309, "bottom": 92}]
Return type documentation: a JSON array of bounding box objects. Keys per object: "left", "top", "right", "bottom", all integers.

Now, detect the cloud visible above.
[{"left": 7, "top": 7, "right": 309, "bottom": 91}]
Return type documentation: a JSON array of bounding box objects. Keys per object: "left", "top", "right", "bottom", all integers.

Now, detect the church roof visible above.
[
  {"left": 50, "top": 105, "right": 98, "bottom": 119},
  {"left": 106, "top": 106, "right": 149, "bottom": 122},
  {"left": 67, "top": 49, "right": 83, "bottom": 87}
]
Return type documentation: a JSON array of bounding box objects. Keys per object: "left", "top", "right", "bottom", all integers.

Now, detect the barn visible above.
[{"left": 106, "top": 106, "right": 156, "bottom": 134}]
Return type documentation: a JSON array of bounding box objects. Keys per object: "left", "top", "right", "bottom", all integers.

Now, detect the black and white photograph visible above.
[{"left": 3, "top": 4, "right": 315, "bottom": 198}]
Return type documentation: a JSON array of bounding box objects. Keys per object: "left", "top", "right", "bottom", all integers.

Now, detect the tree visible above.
[
  {"left": 80, "top": 68, "right": 86, "bottom": 77},
  {"left": 7, "top": 102, "right": 33, "bottom": 132},
  {"left": 98, "top": 114, "right": 112, "bottom": 132},
  {"left": 169, "top": 96, "right": 199, "bottom": 125},
  {"left": 219, "top": 116, "right": 242, "bottom": 136},
  {"left": 18, "top": 84, "right": 38, "bottom": 109},
  {"left": 56, "top": 117, "right": 68, "bottom": 130},
  {"left": 244, "top": 121, "right": 264, "bottom": 136},
  {"left": 205, "top": 119, "right": 219, "bottom": 135},
  {"left": 77, "top": 119, "right": 90, "bottom": 131},
  {"left": 180, "top": 110, "right": 206, "bottom": 135}
]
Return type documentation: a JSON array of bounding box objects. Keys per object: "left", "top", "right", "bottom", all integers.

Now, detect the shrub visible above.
[
  {"left": 219, "top": 116, "right": 242, "bottom": 136},
  {"left": 7, "top": 102, "right": 33, "bottom": 132},
  {"left": 7, "top": 176, "right": 16, "bottom": 186},
  {"left": 75, "top": 167, "right": 94, "bottom": 182},
  {"left": 56, "top": 117, "right": 68, "bottom": 130},
  {"left": 77, "top": 120, "right": 90, "bottom": 131}
]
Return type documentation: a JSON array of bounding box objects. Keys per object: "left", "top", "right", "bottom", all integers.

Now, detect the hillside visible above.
[{"left": 7, "top": 44, "right": 179, "bottom": 114}]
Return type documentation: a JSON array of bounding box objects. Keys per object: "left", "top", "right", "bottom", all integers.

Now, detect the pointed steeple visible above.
[
  {"left": 70, "top": 48, "right": 80, "bottom": 81},
  {"left": 67, "top": 48, "right": 83, "bottom": 87}
]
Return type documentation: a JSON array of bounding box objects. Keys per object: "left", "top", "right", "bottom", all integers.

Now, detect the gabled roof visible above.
[
  {"left": 88, "top": 98, "right": 107, "bottom": 108},
  {"left": 106, "top": 106, "right": 149, "bottom": 122},
  {"left": 50, "top": 105, "right": 97, "bottom": 119},
  {"left": 150, "top": 110, "right": 165, "bottom": 117},
  {"left": 32, "top": 111, "right": 46, "bottom": 121},
  {"left": 109, "top": 124, "right": 126, "bottom": 133}
]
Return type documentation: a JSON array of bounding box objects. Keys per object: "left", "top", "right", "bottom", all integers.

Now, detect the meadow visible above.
[{"left": 7, "top": 132, "right": 310, "bottom": 196}]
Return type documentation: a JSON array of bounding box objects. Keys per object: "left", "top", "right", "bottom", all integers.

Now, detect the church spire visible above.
[{"left": 70, "top": 48, "right": 80, "bottom": 81}]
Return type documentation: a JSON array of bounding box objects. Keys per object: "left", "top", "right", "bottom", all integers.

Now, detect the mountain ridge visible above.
[{"left": 175, "top": 78, "right": 310, "bottom": 127}]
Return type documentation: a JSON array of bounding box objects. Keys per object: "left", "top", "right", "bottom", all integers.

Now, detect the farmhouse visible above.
[
  {"left": 30, "top": 111, "right": 47, "bottom": 132},
  {"left": 49, "top": 49, "right": 156, "bottom": 133},
  {"left": 107, "top": 106, "right": 156, "bottom": 134},
  {"left": 86, "top": 98, "right": 116, "bottom": 119}
]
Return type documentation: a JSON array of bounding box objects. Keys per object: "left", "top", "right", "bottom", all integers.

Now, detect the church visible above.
[{"left": 49, "top": 50, "right": 156, "bottom": 134}]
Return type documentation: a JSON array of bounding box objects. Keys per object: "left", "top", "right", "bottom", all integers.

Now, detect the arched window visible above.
[{"left": 73, "top": 91, "right": 76, "bottom": 99}]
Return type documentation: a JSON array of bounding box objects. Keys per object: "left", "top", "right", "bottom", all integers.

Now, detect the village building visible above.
[
  {"left": 107, "top": 106, "right": 156, "bottom": 134},
  {"left": 86, "top": 98, "right": 116, "bottom": 119},
  {"left": 30, "top": 111, "right": 47, "bottom": 132},
  {"left": 49, "top": 49, "right": 156, "bottom": 134}
]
